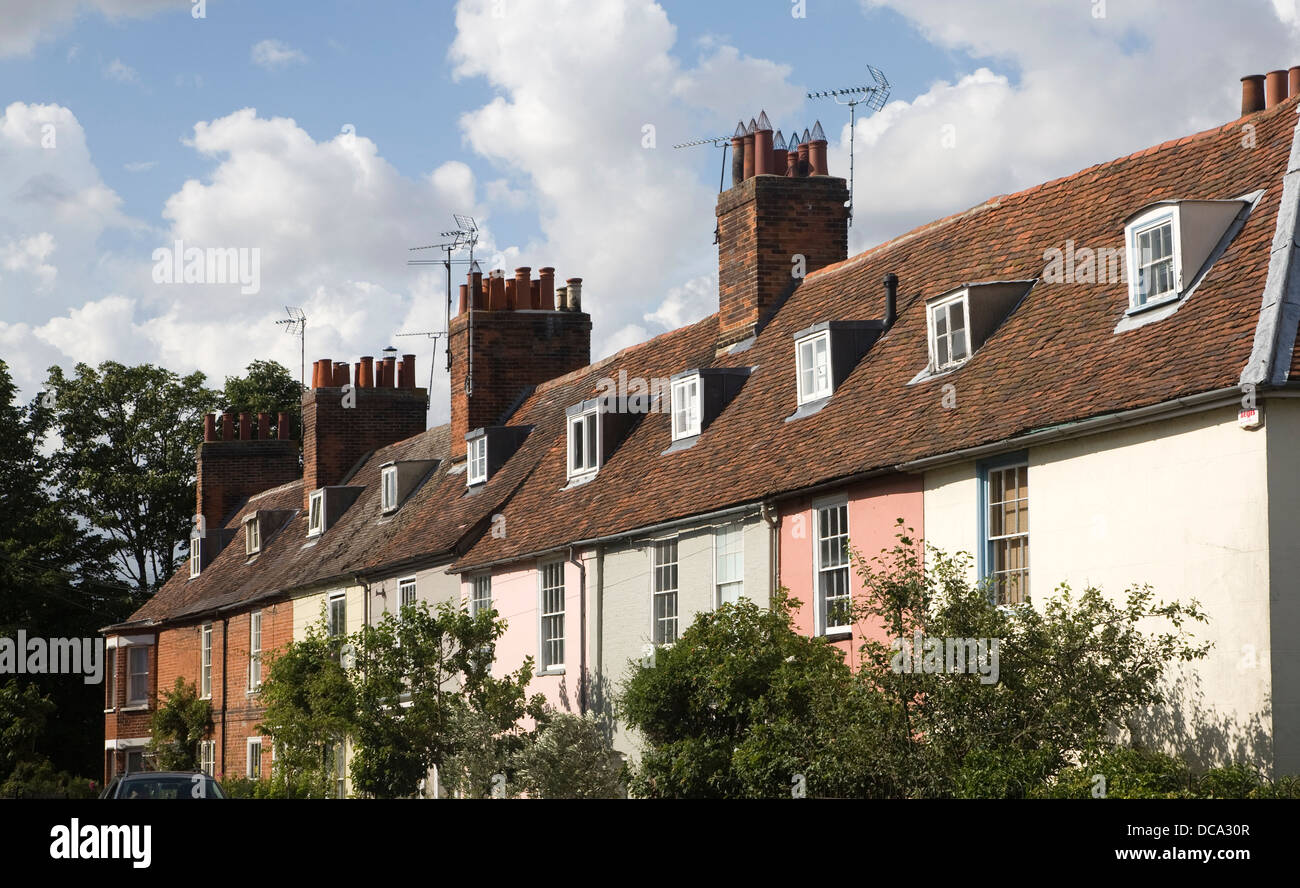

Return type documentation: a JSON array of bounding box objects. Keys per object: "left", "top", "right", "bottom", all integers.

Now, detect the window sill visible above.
[
  {"left": 784, "top": 395, "right": 831, "bottom": 423},
  {"left": 821, "top": 630, "right": 853, "bottom": 644},
  {"left": 121, "top": 704, "right": 150, "bottom": 712},
  {"left": 661, "top": 435, "right": 699, "bottom": 455},
  {"left": 561, "top": 472, "right": 598, "bottom": 491},
  {"left": 538, "top": 667, "right": 566, "bottom": 677},
  {"left": 1125, "top": 293, "right": 1181, "bottom": 316}
]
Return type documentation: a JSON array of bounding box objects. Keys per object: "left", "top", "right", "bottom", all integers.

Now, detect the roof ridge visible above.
[
  {"left": 810, "top": 98, "right": 1300, "bottom": 283},
  {"left": 247, "top": 477, "right": 304, "bottom": 502},
  {"left": 533, "top": 315, "right": 717, "bottom": 394}
]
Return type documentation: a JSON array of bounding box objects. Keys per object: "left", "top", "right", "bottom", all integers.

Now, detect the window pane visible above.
[{"left": 585, "top": 416, "right": 597, "bottom": 469}]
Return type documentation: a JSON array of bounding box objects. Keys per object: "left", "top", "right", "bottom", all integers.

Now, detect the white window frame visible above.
[
  {"left": 671, "top": 375, "right": 702, "bottom": 440},
  {"left": 467, "top": 435, "right": 488, "bottom": 486},
  {"left": 398, "top": 576, "right": 417, "bottom": 612},
  {"left": 246, "top": 737, "right": 263, "bottom": 780},
  {"left": 248, "top": 611, "right": 262, "bottom": 691},
  {"left": 812, "top": 498, "right": 852, "bottom": 636},
  {"left": 126, "top": 646, "right": 149, "bottom": 706},
  {"left": 328, "top": 592, "right": 347, "bottom": 641},
  {"left": 714, "top": 523, "right": 745, "bottom": 607},
  {"left": 244, "top": 515, "right": 260, "bottom": 556},
  {"left": 539, "top": 561, "right": 566, "bottom": 672},
  {"left": 469, "top": 574, "right": 492, "bottom": 617},
  {"left": 200, "top": 623, "right": 212, "bottom": 699},
  {"left": 1125, "top": 207, "right": 1182, "bottom": 309},
  {"left": 189, "top": 535, "right": 201, "bottom": 578},
  {"left": 198, "top": 739, "right": 216, "bottom": 777},
  {"left": 927, "top": 291, "right": 972, "bottom": 372},
  {"left": 381, "top": 465, "right": 399, "bottom": 512},
  {"left": 308, "top": 489, "right": 324, "bottom": 537},
  {"left": 566, "top": 409, "right": 601, "bottom": 479},
  {"left": 651, "top": 538, "right": 679, "bottom": 645},
  {"left": 796, "top": 330, "right": 833, "bottom": 405}
]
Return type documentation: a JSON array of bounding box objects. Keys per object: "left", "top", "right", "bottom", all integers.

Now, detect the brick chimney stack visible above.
[
  {"left": 196, "top": 411, "right": 299, "bottom": 538},
  {"left": 301, "top": 352, "right": 426, "bottom": 510},
  {"left": 716, "top": 113, "right": 849, "bottom": 348},
  {"left": 449, "top": 264, "right": 591, "bottom": 459}
]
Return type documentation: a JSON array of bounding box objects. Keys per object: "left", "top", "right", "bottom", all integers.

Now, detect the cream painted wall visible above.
[
  {"left": 923, "top": 405, "right": 1279, "bottom": 771},
  {"left": 599, "top": 515, "right": 769, "bottom": 758},
  {"left": 1266, "top": 397, "right": 1300, "bottom": 776},
  {"left": 367, "top": 565, "right": 461, "bottom": 622}
]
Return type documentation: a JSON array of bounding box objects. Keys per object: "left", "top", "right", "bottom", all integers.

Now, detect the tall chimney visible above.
[
  {"left": 1266, "top": 70, "right": 1288, "bottom": 108},
  {"left": 449, "top": 264, "right": 591, "bottom": 459},
  {"left": 1290, "top": 66, "right": 1300, "bottom": 100},
  {"left": 716, "top": 160, "right": 849, "bottom": 347},
  {"left": 301, "top": 353, "right": 426, "bottom": 510},
  {"left": 196, "top": 409, "right": 299, "bottom": 545},
  {"left": 754, "top": 111, "right": 773, "bottom": 176},
  {"left": 742, "top": 119, "right": 756, "bottom": 180},
  {"left": 808, "top": 121, "right": 828, "bottom": 176}
]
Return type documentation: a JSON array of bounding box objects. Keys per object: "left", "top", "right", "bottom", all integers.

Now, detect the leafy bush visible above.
[
  {"left": 512, "top": 711, "right": 626, "bottom": 799},
  {"left": 148, "top": 677, "right": 213, "bottom": 771},
  {"left": 0, "top": 759, "right": 98, "bottom": 799}
]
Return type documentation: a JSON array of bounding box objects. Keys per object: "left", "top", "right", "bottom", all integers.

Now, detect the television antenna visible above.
[
  {"left": 807, "top": 64, "right": 891, "bottom": 227},
  {"left": 673, "top": 134, "right": 731, "bottom": 243},
  {"left": 407, "top": 214, "right": 480, "bottom": 404},
  {"left": 274, "top": 306, "right": 307, "bottom": 387}
]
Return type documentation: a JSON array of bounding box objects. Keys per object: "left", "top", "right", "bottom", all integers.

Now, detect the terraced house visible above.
[{"left": 104, "top": 67, "right": 1300, "bottom": 787}]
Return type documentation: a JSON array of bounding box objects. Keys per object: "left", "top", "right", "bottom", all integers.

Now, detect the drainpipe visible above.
[
  {"left": 569, "top": 546, "right": 587, "bottom": 714},
  {"left": 761, "top": 501, "right": 781, "bottom": 604}
]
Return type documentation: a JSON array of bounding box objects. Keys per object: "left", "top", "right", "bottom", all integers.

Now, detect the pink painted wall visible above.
[
  {"left": 464, "top": 556, "right": 588, "bottom": 720},
  {"left": 778, "top": 473, "right": 923, "bottom": 669}
]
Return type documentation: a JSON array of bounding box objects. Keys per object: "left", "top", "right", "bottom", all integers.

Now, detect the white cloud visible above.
[
  {"left": 250, "top": 39, "right": 308, "bottom": 70},
  {"left": 0, "top": 0, "right": 185, "bottom": 57},
  {"left": 102, "top": 57, "right": 139, "bottom": 83},
  {"left": 843, "top": 0, "right": 1300, "bottom": 251},
  {"left": 1, "top": 232, "right": 58, "bottom": 288}
]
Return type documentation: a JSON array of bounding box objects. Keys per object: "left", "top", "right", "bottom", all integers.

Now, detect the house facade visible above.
[{"left": 106, "top": 69, "right": 1300, "bottom": 786}]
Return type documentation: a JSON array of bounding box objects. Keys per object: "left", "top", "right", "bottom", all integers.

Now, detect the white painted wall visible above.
[{"left": 923, "top": 405, "right": 1282, "bottom": 772}]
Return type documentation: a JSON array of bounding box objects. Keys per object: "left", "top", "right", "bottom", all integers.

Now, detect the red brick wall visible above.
[
  {"left": 716, "top": 175, "right": 850, "bottom": 347},
  {"left": 102, "top": 601, "right": 294, "bottom": 782},
  {"left": 449, "top": 308, "right": 591, "bottom": 458},
  {"left": 302, "top": 385, "right": 426, "bottom": 511},
  {"left": 196, "top": 439, "right": 300, "bottom": 532}
]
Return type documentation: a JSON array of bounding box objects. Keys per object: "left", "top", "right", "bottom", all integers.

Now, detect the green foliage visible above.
[
  {"left": 148, "top": 677, "right": 213, "bottom": 771},
  {"left": 221, "top": 360, "right": 302, "bottom": 445},
  {"left": 512, "top": 711, "right": 626, "bottom": 799},
  {"left": 619, "top": 592, "right": 882, "bottom": 798},
  {"left": 256, "top": 619, "right": 356, "bottom": 798},
  {"left": 0, "top": 680, "right": 55, "bottom": 778},
  {"left": 1033, "top": 746, "right": 1298, "bottom": 798},
  {"left": 850, "top": 524, "right": 1211, "bottom": 798},
  {"left": 351, "top": 601, "right": 544, "bottom": 799},
  {"left": 220, "top": 770, "right": 321, "bottom": 799},
  {"left": 43, "top": 360, "right": 220, "bottom": 599},
  {"left": 0, "top": 759, "right": 99, "bottom": 799}
]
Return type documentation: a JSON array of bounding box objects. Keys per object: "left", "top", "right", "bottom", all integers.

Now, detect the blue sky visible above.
[{"left": 1, "top": 0, "right": 1296, "bottom": 422}]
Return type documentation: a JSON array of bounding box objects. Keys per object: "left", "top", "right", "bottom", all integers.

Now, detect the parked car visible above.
[{"left": 99, "top": 771, "right": 226, "bottom": 799}]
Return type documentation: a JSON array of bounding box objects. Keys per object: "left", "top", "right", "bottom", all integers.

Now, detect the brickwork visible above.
[{"left": 302, "top": 385, "right": 426, "bottom": 510}]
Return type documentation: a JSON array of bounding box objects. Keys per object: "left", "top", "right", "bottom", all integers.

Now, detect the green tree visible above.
[
  {"left": 619, "top": 592, "right": 879, "bottom": 798},
  {"left": 148, "top": 677, "right": 214, "bottom": 771},
  {"left": 256, "top": 619, "right": 357, "bottom": 798},
  {"left": 222, "top": 359, "right": 302, "bottom": 441},
  {"left": 0, "top": 359, "right": 123, "bottom": 777},
  {"left": 512, "top": 711, "right": 626, "bottom": 799},
  {"left": 350, "top": 601, "right": 544, "bottom": 799},
  {"left": 851, "top": 524, "right": 1211, "bottom": 798},
  {"left": 43, "top": 361, "right": 220, "bottom": 600}
]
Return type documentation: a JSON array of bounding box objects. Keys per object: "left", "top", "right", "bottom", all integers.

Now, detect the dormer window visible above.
[
  {"left": 308, "top": 490, "right": 324, "bottom": 537},
  {"left": 244, "top": 515, "right": 261, "bottom": 556},
  {"left": 927, "top": 291, "right": 970, "bottom": 371},
  {"left": 567, "top": 408, "right": 600, "bottom": 479},
  {"left": 467, "top": 435, "right": 488, "bottom": 486},
  {"left": 796, "top": 331, "right": 832, "bottom": 405},
  {"left": 671, "top": 375, "right": 701, "bottom": 441},
  {"left": 381, "top": 465, "right": 398, "bottom": 512},
  {"left": 1130, "top": 213, "right": 1177, "bottom": 307},
  {"left": 189, "top": 534, "right": 201, "bottom": 578},
  {"left": 1120, "top": 198, "right": 1254, "bottom": 318}
]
